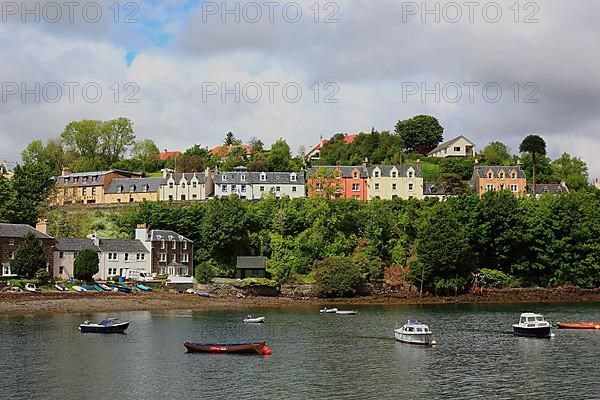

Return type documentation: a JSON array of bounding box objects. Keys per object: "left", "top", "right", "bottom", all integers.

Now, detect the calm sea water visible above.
[{"left": 1, "top": 303, "right": 600, "bottom": 399}]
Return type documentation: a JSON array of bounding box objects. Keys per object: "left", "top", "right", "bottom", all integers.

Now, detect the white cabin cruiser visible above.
[
  {"left": 394, "top": 320, "right": 436, "bottom": 346},
  {"left": 512, "top": 313, "right": 552, "bottom": 338}
]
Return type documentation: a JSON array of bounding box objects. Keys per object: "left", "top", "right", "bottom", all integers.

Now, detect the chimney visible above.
[
  {"left": 135, "top": 224, "right": 149, "bottom": 241},
  {"left": 36, "top": 219, "right": 48, "bottom": 235},
  {"left": 62, "top": 167, "right": 71, "bottom": 177},
  {"left": 87, "top": 232, "right": 100, "bottom": 247}
]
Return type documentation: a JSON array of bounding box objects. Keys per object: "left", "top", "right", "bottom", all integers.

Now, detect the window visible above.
[
  {"left": 181, "top": 253, "right": 189, "bottom": 263},
  {"left": 222, "top": 173, "right": 227, "bottom": 181},
  {"left": 260, "top": 186, "right": 265, "bottom": 192},
  {"left": 63, "top": 188, "right": 67, "bottom": 196},
  {"left": 64, "top": 177, "right": 70, "bottom": 183},
  {"left": 292, "top": 187, "right": 297, "bottom": 192},
  {"left": 353, "top": 172, "right": 358, "bottom": 179},
  {"left": 276, "top": 186, "right": 281, "bottom": 192},
  {"left": 192, "top": 182, "right": 197, "bottom": 188},
  {"left": 129, "top": 185, "right": 136, "bottom": 192},
  {"left": 9, "top": 251, "right": 15, "bottom": 260},
  {"left": 352, "top": 183, "right": 360, "bottom": 192},
  {"left": 409, "top": 183, "right": 414, "bottom": 191},
  {"left": 143, "top": 185, "right": 149, "bottom": 193},
  {"left": 511, "top": 172, "right": 517, "bottom": 179},
  {"left": 92, "top": 187, "right": 96, "bottom": 196},
  {"left": 408, "top": 171, "right": 414, "bottom": 178},
  {"left": 73, "top": 177, "right": 79, "bottom": 183},
  {"left": 181, "top": 182, "right": 186, "bottom": 188},
  {"left": 124, "top": 253, "right": 129, "bottom": 261},
  {"left": 161, "top": 240, "right": 165, "bottom": 249},
  {"left": 141, "top": 253, "right": 145, "bottom": 260},
  {"left": 231, "top": 185, "right": 236, "bottom": 192},
  {"left": 391, "top": 171, "right": 397, "bottom": 178},
  {"left": 260, "top": 173, "right": 266, "bottom": 181},
  {"left": 59, "top": 266, "right": 64, "bottom": 275},
  {"left": 117, "top": 185, "right": 124, "bottom": 193},
  {"left": 168, "top": 195, "right": 173, "bottom": 201},
  {"left": 82, "top": 187, "right": 87, "bottom": 196},
  {"left": 352, "top": 195, "right": 359, "bottom": 199},
  {"left": 374, "top": 171, "right": 380, "bottom": 178},
  {"left": 172, "top": 241, "right": 177, "bottom": 249},
  {"left": 499, "top": 184, "right": 505, "bottom": 191},
  {"left": 241, "top": 185, "right": 246, "bottom": 193},
  {"left": 83, "top": 176, "right": 88, "bottom": 183},
  {"left": 392, "top": 184, "right": 397, "bottom": 190},
  {"left": 72, "top": 188, "right": 76, "bottom": 195},
  {"left": 374, "top": 183, "right": 380, "bottom": 190},
  {"left": 510, "top": 184, "right": 519, "bottom": 192},
  {"left": 488, "top": 172, "right": 493, "bottom": 179},
  {"left": 454, "top": 146, "right": 461, "bottom": 152},
  {"left": 59, "top": 251, "right": 64, "bottom": 259},
  {"left": 192, "top": 194, "right": 197, "bottom": 199},
  {"left": 108, "top": 253, "right": 118, "bottom": 261},
  {"left": 316, "top": 183, "right": 324, "bottom": 192},
  {"left": 290, "top": 173, "right": 297, "bottom": 182},
  {"left": 499, "top": 172, "right": 505, "bottom": 179},
  {"left": 181, "top": 195, "right": 186, "bottom": 201},
  {"left": 241, "top": 175, "right": 246, "bottom": 181},
  {"left": 92, "top": 176, "right": 97, "bottom": 183},
  {"left": 222, "top": 185, "right": 227, "bottom": 192},
  {"left": 486, "top": 184, "right": 495, "bottom": 192},
  {"left": 172, "top": 253, "right": 177, "bottom": 263},
  {"left": 8, "top": 239, "right": 14, "bottom": 246},
  {"left": 169, "top": 182, "right": 174, "bottom": 189},
  {"left": 159, "top": 253, "right": 167, "bottom": 262},
  {"left": 136, "top": 253, "right": 140, "bottom": 260}
]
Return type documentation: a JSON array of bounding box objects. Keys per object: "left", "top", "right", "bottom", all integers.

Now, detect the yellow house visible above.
[
  {"left": 471, "top": 165, "right": 527, "bottom": 198},
  {"left": 52, "top": 168, "right": 143, "bottom": 205},
  {"left": 104, "top": 177, "right": 163, "bottom": 204},
  {"left": 367, "top": 165, "right": 424, "bottom": 200}
]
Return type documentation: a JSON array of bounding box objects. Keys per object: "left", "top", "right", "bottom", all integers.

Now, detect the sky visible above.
[{"left": 1, "top": 0, "right": 599, "bottom": 179}]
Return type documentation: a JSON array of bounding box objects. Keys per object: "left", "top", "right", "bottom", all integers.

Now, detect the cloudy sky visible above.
[{"left": 1, "top": 0, "right": 599, "bottom": 178}]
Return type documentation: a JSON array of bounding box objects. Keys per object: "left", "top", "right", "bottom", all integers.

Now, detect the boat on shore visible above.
[
  {"left": 243, "top": 315, "right": 265, "bottom": 323},
  {"left": 394, "top": 320, "right": 436, "bottom": 345},
  {"left": 336, "top": 310, "right": 357, "bottom": 315},
  {"left": 513, "top": 313, "right": 552, "bottom": 338},
  {"left": 99, "top": 283, "right": 112, "bottom": 291},
  {"left": 557, "top": 321, "right": 600, "bottom": 330},
  {"left": 113, "top": 284, "right": 133, "bottom": 293},
  {"left": 135, "top": 283, "right": 152, "bottom": 292},
  {"left": 184, "top": 341, "right": 271, "bottom": 355},
  {"left": 79, "top": 318, "right": 129, "bottom": 334},
  {"left": 320, "top": 307, "right": 338, "bottom": 314},
  {"left": 55, "top": 283, "right": 68, "bottom": 291},
  {"left": 24, "top": 283, "right": 40, "bottom": 293},
  {"left": 72, "top": 285, "right": 87, "bottom": 292}
]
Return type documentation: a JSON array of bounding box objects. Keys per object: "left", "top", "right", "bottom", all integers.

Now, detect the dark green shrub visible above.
[
  {"left": 74, "top": 249, "right": 99, "bottom": 282},
  {"left": 313, "top": 256, "right": 364, "bottom": 298}
]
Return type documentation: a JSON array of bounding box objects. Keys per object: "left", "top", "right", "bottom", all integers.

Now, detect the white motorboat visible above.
[
  {"left": 394, "top": 320, "right": 436, "bottom": 346},
  {"left": 319, "top": 307, "right": 338, "bottom": 314},
  {"left": 55, "top": 283, "right": 68, "bottom": 291},
  {"left": 513, "top": 313, "right": 552, "bottom": 338},
  {"left": 24, "top": 283, "right": 40, "bottom": 293},
  {"left": 72, "top": 285, "right": 87, "bottom": 292},
  {"left": 336, "top": 310, "right": 358, "bottom": 315},
  {"left": 243, "top": 315, "right": 266, "bottom": 323}
]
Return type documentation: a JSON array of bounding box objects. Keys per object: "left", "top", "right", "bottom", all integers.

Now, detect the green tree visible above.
[
  {"left": 0, "top": 176, "right": 17, "bottom": 222},
  {"left": 131, "top": 139, "right": 160, "bottom": 162},
  {"left": 22, "top": 139, "right": 68, "bottom": 175},
  {"left": 313, "top": 256, "right": 364, "bottom": 297},
  {"left": 10, "top": 162, "right": 55, "bottom": 225},
  {"left": 551, "top": 152, "right": 589, "bottom": 191},
  {"left": 481, "top": 142, "right": 512, "bottom": 165},
  {"left": 519, "top": 135, "right": 547, "bottom": 195},
  {"left": 224, "top": 131, "right": 240, "bottom": 146},
  {"left": 10, "top": 233, "right": 47, "bottom": 279},
  {"left": 74, "top": 248, "right": 99, "bottom": 282},
  {"left": 394, "top": 115, "right": 444, "bottom": 154},
  {"left": 268, "top": 139, "right": 293, "bottom": 171},
  {"left": 99, "top": 117, "right": 136, "bottom": 165},
  {"left": 249, "top": 137, "right": 265, "bottom": 153}
]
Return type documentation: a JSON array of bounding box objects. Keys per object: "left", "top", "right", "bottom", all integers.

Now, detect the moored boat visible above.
[
  {"left": 319, "top": 307, "right": 338, "bottom": 314},
  {"left": 557, "top": 321, "right": 600, "bottom": 330},
  {"left": 243, "top": 315, "right": 265, "bottom": 323},
  {"left": 513, "top": 313, "right": 552, "bottom": 338},
  {"left": 99, "top": 283, "right": 112, "bottom": 291},
  {"left": 336, "top": 310, "right": 357, "bottom": 315},
  {"left": 79, "top": 318, "right": 129, "bottom": 334},
  {"left": 113, "top": 284, "right": 133, "bottom": 293},
  {"left": 92, "top": 284, "right": 105, "bottom": 292},
  {"left": 394, "top": 320, "right": 436, "bottom": 346},
  {"left": 184, "top": 341, "right": 271, "bottom": 355}
]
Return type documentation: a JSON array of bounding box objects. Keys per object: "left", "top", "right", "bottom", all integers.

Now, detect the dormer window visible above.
[
  {"left": 222, "top": 173, "right": 227, "bottom": 181},
  {"left": 92, "top": 176, "right": 97, "bottom": 182},
  {"left": 73, "top": 177, "right": 79, "bottom": 183},
  {"left": 499, "top": 172, "right": 505, "bottom": 179},
  {"left": 511, "top": 172, "right": 517, "bottom": 179},
  {"left": 408, "top": 171, "right": 414, "bottom": 178},
  {"left": 241, "top": 175, "right": 246, "bottom": 181},
  {"left": 374, "top": 170, "right": 380, "bottom": 178},
  {"left": 64, "top": 177, "right": 70, "bottom": 183},
  {"left": 353, "top": 171, "right": 359, "bottom": 179},
  {"left": 117, "top": 185, "right": 124, "bottom": 193},
  {"left": 143, "top": 185, "right": 149, "bottom": 193},
  {"left": 192, "top": 182, "right": 197, "bottom": 188},
  {"left": 391, "top": 171, "right": 397, "bottom": 178},
  {"left": 290, "top": 173, "right": 297, "bottom": 182},
  {"left": 181, "top": 182, "right": 186, "bottom": 188},
  {"left": 83, "top": 176, "right": 88, "bottom": 183},
  {"left": 488, "top": 172, "right": 493, "bottom": 179},
  {"left": 169, "top": 181, "right": 174, "bottom": 189}
]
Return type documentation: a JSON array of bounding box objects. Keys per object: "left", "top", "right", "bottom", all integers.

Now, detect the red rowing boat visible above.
[
  {"left": 184, "top": 341, "right": 272, "bottom": 355},
  {"left": 556, "top": 322, "right": 600, "bottom": 330}
]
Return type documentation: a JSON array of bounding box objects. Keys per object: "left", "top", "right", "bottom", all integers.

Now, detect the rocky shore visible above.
[{"left": 1, "top": 287, "right": 600, "bottom": 316}]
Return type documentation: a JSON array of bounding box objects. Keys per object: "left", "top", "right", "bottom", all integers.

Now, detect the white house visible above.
[
  {"left": 214, "top": 167, "right": 305, "bottom": 200},
  {"left": 427, "top": 135, "right": 476, "bottom": 158},
  {"left": 159, "top": 170, "right": 214, "bottom": 201},
  {"left": 88, "top": 233, "right": 150, "bottom": 281}
]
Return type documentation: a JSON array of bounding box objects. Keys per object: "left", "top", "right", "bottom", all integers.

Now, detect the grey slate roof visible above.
[
  {"left": 215, "top": 170, "right": 304, "bottom": 185},
  {"left": 368, "top": 164, "right": 423, "bottom": 177},
  {"left": 55, "top": 238, "right": 99, "bottom": 252},
  {"left": 527, "top": 183, "right": 568, "bottom": 195},
  {"left": 164, "top": 172, "right": 209, "bottom": 184},
  {"left": 0, "top": 223, "right": 53, "bottom": 239},
  {"left": 427, "top": 135, "right": 474, "bottom": 155},
  {"left": 105, "top": 177, "right": 165, "bottom": 194},
  {"left": 236, "top": 256, "right": 267, "bottom": 269},
  {"left": 97, "top": 239, "right": 149, "bottom": 253},
  {"left": 472, "top": 166, "right": 527, "bottom": 179},
  {"left": 148, "top": 230, "right": 193, "bottom": 243},
  {"left": 55, "top": 170, "right": 142, "bottom": 187},
  {"left": 307, "top": 166, "right": 368, "bottom": 178}
]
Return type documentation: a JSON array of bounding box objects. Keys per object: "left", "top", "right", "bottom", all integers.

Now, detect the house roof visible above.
[
  {"left": 55, "top": 170, "right": 142, "bottom": 186},
  {"left": 308, "top": 166, "right": 369, "bottom": 179},
  {"left": 423, "top": 182, "right": 445, "bottom": 196},
  {"left": 97, "top": 239, "right": 149, "bottom": 253},
  {"left": 527, "top": 183, "right": 568, "bottom": 195},
  {"left": 159, "top": 151, "right": 182, "bottom": 161},
  {"left": 308, "top": 134, "right": 357, "bottom": 155},
  {"left": 236, "top": 256, "right": 267, "bottom": 269},
  {"left": 472, "top": 166, "right": 527, "bottom": 179},
  {"left": 0, "top": 223, "right": 53, "bottom": 239},
  {"left": 367, "top": 165, "right": 423, "bottom": 177},
  {"left": 214, "top": 170, "right": 304, "bottom": 185},
  {"left": 427, "top": 135, "right": 474, "bottom": 156},
  {"left": 164, "top": 172, "right": 209, "bottom": 184},
  {"left": 105, "top": 177, "right": 165, "bottom": 194},
  {"left": 55, "top": 238, "right": 99, "bottom": 252},
  {"left": 148, "top": 230, "right": 193, "bottom": 243}
]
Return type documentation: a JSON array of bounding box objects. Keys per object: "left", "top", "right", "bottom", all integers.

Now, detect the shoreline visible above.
[{"left": 1, "top": 287, "right": 599, "bottom": 316}]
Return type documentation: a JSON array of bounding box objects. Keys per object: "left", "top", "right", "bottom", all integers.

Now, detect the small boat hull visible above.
[
  {"left": 243, "top": 317, "right": 265, "bottom": 323},
  {"left": 136, "top": 283, "right": 152, "bottom": 292},
  {"left": 336, "top": 310, "right": 357, "bottom": 315},
  {"left": 394, "top": 331, "right": 435, "bottom": 345},
  {"left": 72, "top": 286, "right": 86, "bottom": 292},
  {"left": 320, "top": 308, "right": 338, "bottom": 314},
  {"left": 557, "top": 322, "right": 600, "bottom": 330},
  {"left": 79, "top": 322, "right": 129, "bottom": 334},
  {"left": 513, "top": 325, "right": 552, "bottom": 338},
  {"left": 55, "top": 284, "right": 68, "bottom": 292},
  {"left": 184, "top": 342, "right": 267, "bottom": 354}
]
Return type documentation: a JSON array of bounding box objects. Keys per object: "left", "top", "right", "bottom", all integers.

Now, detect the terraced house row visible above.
[{"left": 50, "top": 163, "right": 565, "bottom": 206}]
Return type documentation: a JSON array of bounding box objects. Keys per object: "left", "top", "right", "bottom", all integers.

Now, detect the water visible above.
[{"left": 1, "top": 303, "right": 600, "bottom": 399}]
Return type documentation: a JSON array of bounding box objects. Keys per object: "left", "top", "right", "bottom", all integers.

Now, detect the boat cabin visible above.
[{"left": 520, "top": 313, "right": 545, "bottom": 324}]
